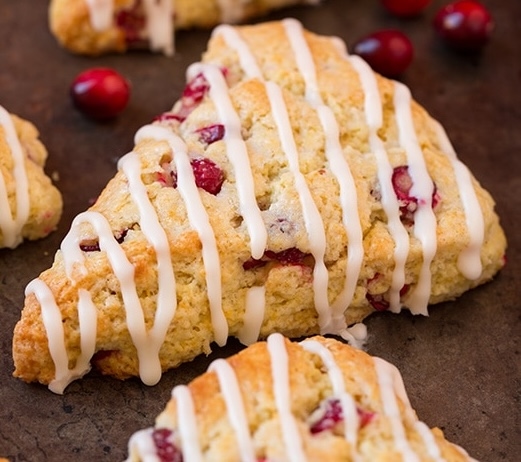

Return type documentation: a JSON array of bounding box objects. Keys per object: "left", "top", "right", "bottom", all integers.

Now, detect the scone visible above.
[
  {"left": 127, "top": 334, "right": 479, "bottom": 461},
  {"left": 12, "top": 20, "right": 506, "bottom": 393},
  {"left": 49, "top": 0, "right": 319, "bottom": 56},
  {"left": 0, "top": 105, "right": 62, "bottom": 249}
]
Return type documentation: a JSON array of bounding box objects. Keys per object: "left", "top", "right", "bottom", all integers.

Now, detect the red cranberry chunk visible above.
[
  {"left": 243, "top": 257, "right": 268, "bottom": 271},
  {"left": 70, "top": 68, "right": 131, "bottom": 120},
  {"left": 433, "top": 0, "right": 494, "bottom": 51},
  {"left": 190, "top": 158, "right": 224, "bottom": 195},
  {"left": 352, "top": 30, "right": 414, "bottom": 78},
  {"left": 152, "top": 428, "right": 183, "bottom": 462},
  {"left": 380, "top": 0, "right": 432, "bottom": 17},
  {"left": 115, "top": 1, "right": 146, "bottom": 44},
  {"left": 310, "top": 398, "right": 344, "bottom": 434},
  {"left": 196, "top": 124, "right": 225, "bottom": 145},
  {"left": 265, "top": 248, "right": 309, "bottom": 266},
  {"left": 366, "top": 292, "right": 390, "bottom": 312},
  {"left": 79, "top": 229, "right": 128, "bottom": 252},
  {"left": 357, "top": 407, "right": 376, "bottom": 428},
  {"left": 154, "top": 112, "right": 185, "bottom": 124}
]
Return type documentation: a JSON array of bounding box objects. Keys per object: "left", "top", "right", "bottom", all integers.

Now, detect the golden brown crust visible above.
[
  {"left": 0, "top": 112, "right": 62, "bottom": 248},
  {"left": 127, "top": 336, "right": 476, "bottom": 461},
  {"left": 13, "top": 21, "right": 506, "bottom": 387}
]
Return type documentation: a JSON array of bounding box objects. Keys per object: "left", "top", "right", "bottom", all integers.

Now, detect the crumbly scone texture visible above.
[
  {"left": 49, "top": 0, "right": 318, "bottom": 55},
  {"left": 127, "top": 336, "right": 476, "bottom": 461},
  {"left": 13, "top": 21, "right": 506, "bottom": 386},
  {"left": 0, "top": 113, "right": 62, "bottom": 248}
]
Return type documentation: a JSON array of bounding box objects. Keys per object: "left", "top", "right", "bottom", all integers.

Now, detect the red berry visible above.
[
  {"left": 196, "top": 124, "right": 225, "bottom": 144},
  {"left": 433, "top": 1, "right": 494, "bottom": 51},
  {"left": 190, "top": 157, "right": 225, "bottom": 195},
  {"left": 151, "top": 428, "right": 183, "bottom": 462},
  {"left": 380, "top": 0, "right": 432, "bottom": 17},
  {"left": 115, "top": 4, "right": 146, "bottom": 44},
  {"left": 70, "top": 68, "right": 131, "bottom": 120},
  {"left": 352, "top": 30, "right": 414, "bottom": 78}
]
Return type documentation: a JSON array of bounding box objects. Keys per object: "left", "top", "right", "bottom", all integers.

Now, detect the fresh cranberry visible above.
[
  {"left": 380, "top": 0, "right": 432, "bottom": 17},
  {"left": 190, "top": 158, "right": 225, "bottom": 195},
  {"left": 310, "top": 399, "right": 344, "bottom": 434},
  {"left": 196, "top": 124, "right": 225, "bottom": 144},
  {"left": 152, "top": 428, "right": 183, "bottom": 462},
  {"left": 115, "top": 1, "right": 146, "bottom": 44},
  {"left": 70, "top": 68, "right": 131, "bottom": 120},
  {"left": 391, "top": 166, "right": 439, "bottom": 225},
  {"left": 352, "top": 30, "right": 414, "bottom": 78},
  {"left": 433, "top": 1, "right": 494, "bottom": 51}
]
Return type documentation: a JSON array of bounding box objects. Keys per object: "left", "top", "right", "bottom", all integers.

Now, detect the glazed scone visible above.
[
  {"left": 13, "top": 20, "right": 506, "bottom": 393},
  {"left": 0, "top": 106, "right": 62, "bottom": 248},
  {"left": 127, "top": 334, "right": 479, "bottom": 461},
  {"left": 49, "top": 0, "right": 319, "bottom": 56}
]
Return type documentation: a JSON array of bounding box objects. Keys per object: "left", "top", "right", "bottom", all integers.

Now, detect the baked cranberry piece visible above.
[
  {"left": 79, "top": 229, "right": 128, "bottom": 252},
  {"left": 433, "top": 0, "right": 494, "bottom": 51},
  {"left": 243, "top": 248, "right": 311, "bottom": 270},
  {"left": 366, "top": 283, "right": 410, "bottom": 311},
  {"left": 352, "top": 30, "right": 414, "bottom": 78},
  {"left": 196, "top": 124, "right": 225, "bottom": 144},
  {"left": 115, "top": 1, "right": 146, "bottom": 44},
  {"left": 392, "top": 166, "right": 439, "bottom": 225},
  {"left": 310, "top": 398, "right": 375, "bottom": 434},
  {"left": 169, "top": 73, "right": 211, "bottom": 122},
  {"left": 70, "top": 68, "right": 131, "bottom": 120},
  {"left": 380, "top": 0, "right": 432, "bottom": 17},
  {"left": 152, "top": 428, "right": 183, "bottom": 462},
  {"left": 190, "top": 158, "right": 225, "bottom": 195}
]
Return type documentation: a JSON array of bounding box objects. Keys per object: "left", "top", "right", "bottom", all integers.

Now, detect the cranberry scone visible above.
[
  {"left": 127, "top": 334, "right": 478, "bottom": 461},
  {"left": 13, "top": 20, "right": 506, "bottom": 393},
  {"left": 0, "top": 105, "right": 62, "bottom": 249},
  {"left": 49, "top": 0, "right": 319, "bottom": 56}
]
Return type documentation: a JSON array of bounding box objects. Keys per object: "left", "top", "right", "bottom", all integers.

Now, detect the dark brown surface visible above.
[{"left": 0, "top": 0, "right": 520, "bottom": 460}]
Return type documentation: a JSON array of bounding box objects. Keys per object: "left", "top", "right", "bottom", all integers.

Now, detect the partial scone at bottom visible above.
[
  {"left": 127, "top": 334, "right": 478, "bottom": 462},
  {"left": 49, "top": 0, "right": 319, "bottom": 56},
  {"left": 0, "top": 106, "right": 62, "bottom": 248},
  {"left": 13, "top": 20, "right": 506, "bottom": 393}
]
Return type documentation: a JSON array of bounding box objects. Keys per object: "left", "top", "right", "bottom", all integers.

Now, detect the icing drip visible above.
[
  {"left": 238, "top": 285, "right": 266, "bottom": 345},
  {"left": 349, "top": 55, "right": 410, "bottom": 314},
  {"left": 135, "top": 124, "right": 228, "bottom": 346},
  {"left": 434, "top": 120, "right": 484, "bottom": 280},
  {"left": 393, "top": 82, "right": 438, "bottom": 315},
  {"left": 267, "top": 333, "right": 307, "bottom": 461},
  {"left": 209, "top": 359, "right": 256, "bottom": 461},
  {"left": 173, "top": 385, "right": 204, "bottom": 461},
  {"left": 0, "top": 105, "right": 30, "bottom": 248},
  {"left": 186, "top": 63, "right": 267, "bottom": 260},
  {"left": 85, "top": 0, "right": 174, "bottom": 55}
]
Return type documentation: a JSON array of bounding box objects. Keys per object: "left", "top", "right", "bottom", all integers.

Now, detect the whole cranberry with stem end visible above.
[
  {"left": 433, "top": 0, "right": 494, "bottom": 51},
  {"left": 380, "top": 0, "right": 432, "bottom": 17},
  {"left": 352, "top": 30, "right": 414, "bottom": 78},
  {"left": 70, "top": 67, "right": 131, "bottom": 120}
]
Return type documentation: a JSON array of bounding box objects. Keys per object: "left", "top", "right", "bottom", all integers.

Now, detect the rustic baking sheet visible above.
[{"left": 0, "top": 0, "right": 519, "bottom": 460}]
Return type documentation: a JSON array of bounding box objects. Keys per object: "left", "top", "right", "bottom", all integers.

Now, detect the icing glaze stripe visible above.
[
  {"left": 393, "top": 82, "right": 438, "bottom": 315},
  {"left": 187, "top": 62, "right": 268, "bottom": 261},
  {"left": 349, "top": 55, "right": 410, "bottom": 314},
  {"left": 173, "top": 385, "right": 204, "bottom": 461},
  {"left": 209, "top": 359, "right": 256, "bottom": 461},
  {"left": 267, "top": 333, "right": 307, "bottom": 462},
  {"left": 0, "top": 105, "right": 30, "bottom": 248},
  {"left": 433, "top": 120, "right": 484, "bottom": 280},
  {"left": 136, "top": 124, "right": 229, "bottom": 346},
  {"left": 238, "top": 285, "right": 266, "bottom": 345}
]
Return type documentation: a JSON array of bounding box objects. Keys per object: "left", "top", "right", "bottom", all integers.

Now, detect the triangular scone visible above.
[
  {"left": 49, "top": 0, "right": 319, "bottom": 56},
  {"left": 127, "top": 334, "right": 478, "bottom": 461},
  {"left": 0, "top": 106, "right": 62, "bottom": 249},
  {"left": 13, "top": 20, "right": 506, "bottom": 393}
]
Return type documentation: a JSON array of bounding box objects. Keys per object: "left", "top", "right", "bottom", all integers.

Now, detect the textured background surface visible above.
[{"left": 1, "top": 0, "right": 520, "bottom": 460}]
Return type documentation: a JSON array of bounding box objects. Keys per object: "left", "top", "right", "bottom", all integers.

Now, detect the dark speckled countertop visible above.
[{"left": 0, "top": 0, "right": 520, "bottom": 460}]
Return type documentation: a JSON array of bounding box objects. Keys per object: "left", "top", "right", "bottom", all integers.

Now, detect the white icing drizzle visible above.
[
  {"left": 300, "top": 340, "right": 360, "bottom": 460},
  {"left": 25, "top": 279, "right": 94, "bottom": 394},
  {"left": 135, "top": 124, "right": 228, "bottom": 346},
  {"left": 0, "top": 105, "right": 30, "bottom": 248},
  {"left": 267, "top": 333, "right": 307, "bottom": 462},
  {"left": 393, "top": 82, "right": 438, "bottom": 315},
  {"left": 238, "top": 285, "right": 266, "bottom": 345},
  {"left": 433, "top": 120, "right": 484, "bottom": 280},
  {"left": 85, "top": 0, "right": 174, "bottom": 55},
  {"left": 349, "top": 55, "right": 410, "bottom": 314},
  {"left": 373, "top": 356, "right": 420, "bottom": 462},
  {"left": 126, "top": 428, "right": 158, "bottom": 462},
  {"left": 282, "top": 18, "right": 364, "bottom": 329},
  {"left": 173, "top": 385, "right": 204, "bottom": 462},
  {"left": 209, "top": 359, "right": 256, "bottom": 461},
  {"left": 186, "top": 62, "right": 267, "bottom": 261}
]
